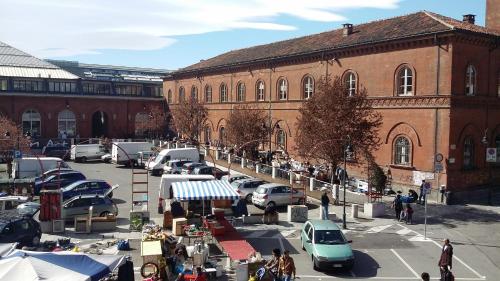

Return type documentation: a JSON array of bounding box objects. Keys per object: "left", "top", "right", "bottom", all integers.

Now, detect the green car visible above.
[{"left": 300, "top": 219, "right": 354, "bottom": 271}]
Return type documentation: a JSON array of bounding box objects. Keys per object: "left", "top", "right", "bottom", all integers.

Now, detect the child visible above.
[{"left": 405, "top": 204, "right": 414, "bottom": 224}]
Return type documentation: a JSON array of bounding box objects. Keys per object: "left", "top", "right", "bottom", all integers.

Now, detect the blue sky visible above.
[{"left": 0, "top": 0, "right": 486, "bottom": 70}]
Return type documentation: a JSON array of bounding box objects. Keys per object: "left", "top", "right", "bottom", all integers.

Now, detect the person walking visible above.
[
  {"left": 438, "top": 239, "right": 453, "bottom": 280},
  {"left": 392, "top": 191, "right": 403, "bottom": 221},
  {"left": 278, "top": 250, "right": 296, "bottom": 281},
  {"left": 418, "top": 180, "right": 426, "bottom": 204},
  {"left": 405, "top": 203, "right": 414, "bottom": 224},
  {"left": 265, "top": 248, "right": 281, "bottom": 281},
  {"left": 320, "top": 191, "right": 330, "bottom": 220}
]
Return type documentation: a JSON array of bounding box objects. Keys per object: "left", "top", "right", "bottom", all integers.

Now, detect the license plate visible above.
[{"left": 333, "top": 264, "right": 342, "bottom": 268}]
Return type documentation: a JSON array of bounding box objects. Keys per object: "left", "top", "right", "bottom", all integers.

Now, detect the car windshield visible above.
[
  {"left": 255, "top": 187, "right": 267, "bottom": 194},
  {"left": 314, "top": 230, "right": 346, "bottom": 245}
]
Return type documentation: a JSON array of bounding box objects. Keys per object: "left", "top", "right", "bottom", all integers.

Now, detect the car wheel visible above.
[
  {"left": 312, "top": 256, "right": 320, "bottom": 271},
  {"left": 32, "top": 235, "right": 41, "bottom": 246},
  {"left": 81, "top": 157, "right": 87, "bottom": 163},
  {"left": 245, "top": 194, "right": 253, "bottom": 203},
  {"left": 100, "top": 211, "right": 111, "bottom": 217},
  {"left": 267, "top": 201, "right": 276, "bottom": 208}
]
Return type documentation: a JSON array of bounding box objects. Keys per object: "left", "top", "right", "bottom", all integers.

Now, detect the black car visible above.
[
  {"left": 42, "top": 145, "right": 70, "bottom": 160},
  {"left": 0, "top": 210, "right": 42, "bottom": 247},
  {"left": 193, "top": 166, "right": 229, "bottom": 180},
  {"left": 34, "top": 171, "right": 86, "bottom": 195}
]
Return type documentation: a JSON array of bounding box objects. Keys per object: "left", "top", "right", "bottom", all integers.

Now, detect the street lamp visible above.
[{"left": 342, "top": 138, "right": 353, "bottom": 230}]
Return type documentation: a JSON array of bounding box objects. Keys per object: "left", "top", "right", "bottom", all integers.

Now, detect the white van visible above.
[
  {"left": 12, "top": 157, "right": 71, "bottom": 179},
  {"left": 111, "top": 142, "right": 154, "bottom": 166},
  {"left": 70, "top": 144, "right": 106, "bottom": 162},
  {"left": 158, "top": 174, "right": 215, "bottom": 212},
  {"left": 147, "top": 148, "right": 200, "bottom": 176}
]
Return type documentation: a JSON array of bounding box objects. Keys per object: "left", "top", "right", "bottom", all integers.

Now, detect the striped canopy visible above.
[{"left": 172, "top": 180, "right": 240, "bottom": 201}]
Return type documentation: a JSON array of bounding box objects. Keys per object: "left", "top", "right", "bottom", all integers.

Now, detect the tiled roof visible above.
[{"left": 177, "top": 11, "right": 499, "bottom": 74}]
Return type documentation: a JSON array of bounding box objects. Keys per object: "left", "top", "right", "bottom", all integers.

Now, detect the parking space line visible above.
[
  {"left": 390, "top": 249, "right": 420, "bottom": 278},
  {"left": 397, "top": 224, "right": 486, "bottom": 279}
]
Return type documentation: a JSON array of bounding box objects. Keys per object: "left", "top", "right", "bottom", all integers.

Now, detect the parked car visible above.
[
  {"left": 231, "top": 178, "right": 268, "bottom": 202},
  {"left": 0, "top": 210, "right": 42, "bottom": 246},
  {"left": 36, "top": 168, "right": 74, "bottom": 180},
  {"left": 34, "top": 171, "right": 86, "bottom": 195},
  {"left": 163, "top": 160, "right": 193, "bottom": 174},
  {"left": 301, "top": 220, "right": 354, "bottom": 271},
  {"left": 112, "top": 142, "right": 154, "bottom": 166},
  {"left": 62, "top": 194, "right": 118, "bottom": 221},
  {"left": 16, "top": 202, "right": 41, "bottom": 216},
  {"left": 222, "top": 174, "right": 251, "bottom": 183},
  {"left": 0, "top": 196, "right": 29, "bottom": 211},
  {"left": 181, "top": 162, "right": 205, "bottom": 175},
  {"left": 42, "top": 145, "right": 70, "bottom": 160},
  {"left": 193, "top": 166, "right": 229, "bottom": 180},
  {"left": 70, "top": 144, "right": 107, "bottom": 163},
  {"left": 252, "top": 183, "right": 305, "bottom": 208},
  {"left": 138, "top": 151, "right": 157, "bottom": 169},
  {"left": 148, "top": 148, "right": 200, "bottom": 175},
  {"left": 101, "top": 153, "right": 112, "bottom": 163},
  {"left": 12, "top": 157, "right": 71, "bottom": 179},
  {"left": 61, "top": 180, "right": 118, "bottom": 201}
]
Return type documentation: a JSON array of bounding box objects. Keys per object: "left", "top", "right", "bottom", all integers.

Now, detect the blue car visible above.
[
  {"left": 34, "top": 171, "right": 86, "bottom": 195},
  {"left": 61, "top": 180, "right": 116, "bottom": 201}
]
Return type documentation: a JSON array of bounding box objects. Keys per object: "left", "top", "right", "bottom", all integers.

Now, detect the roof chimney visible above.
[
  {"left": 343, "top": 23, "right": 353, "bottom": 36},
  {"left": 462, "top": 14, "right": 476, "bottom": 24},
  {"left": 486, "top": 0, "right": 500, "bottom": 32}
]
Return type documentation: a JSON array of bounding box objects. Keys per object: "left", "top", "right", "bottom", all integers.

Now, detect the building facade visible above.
[
  {"left": 0, "top": 43, "right": 168, "bottom": 142},
  {"left": 165, "top": 10, "right": 500, "bottom": 192}
]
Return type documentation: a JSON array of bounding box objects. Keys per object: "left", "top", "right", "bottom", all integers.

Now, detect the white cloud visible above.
[{"left": 0, "top": 0, "right": 400, "bottom": 58}]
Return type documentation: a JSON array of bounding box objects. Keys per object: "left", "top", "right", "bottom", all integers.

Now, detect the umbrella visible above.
[{"left": 0, "top": 250, "right": 125, "bottom": 281}]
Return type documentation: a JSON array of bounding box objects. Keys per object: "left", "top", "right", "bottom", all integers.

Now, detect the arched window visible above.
[
  {"left": 219, "top": 127, "right": 226, "bottom": 144},
  {"left": 393, "top": 136, "right": 411, "bottom": 165},
  {"left": 179, "top": 87, "right": 185, "bottom": 102},
  {"left": 256, "top": 81, "right": 265, "bottom": 101},
  {"left": 220, "top": 83, "right": 228, "bottom": 102},
  {"left": 167, "top": 90, "right": 172, "bottom": 104},
  {"left": 191, "top": 86, "right": 198, "bottom": 100},
  {"left": 397, "top": 66, "right": 413, "bottom": 96},
  {"left": 204, "top": 126, "right": 211, "bottom": 144},
  {"left": 463, "top": 136, "right": 475, "bottom": 169},
  {"left": 236, "top": 82, "right": 245, "bottom": 102},
  {"left": 303, "top": 76, "right": 314, "bottom": 99},
  {"left": 22, "top": 109, "right": 41, "bottom": 137},
  {"left": 465, "top": 65, "right": 476, "bottom": 96},
  {"left": 58, "top": 109, "right": 76, "bottom": 137},
  {"left": 276, "top": 129, "right": 286, "bottom": 150},
  {"left": 134, "top": 112, "right": 149, "bottom": 137},
  {"left": 344, "top": 72, "right": 357, "bottom": 96},
  {"left": 204, "top": 85, "right": 212, "bottom": 103},
  {"left": 278, "top": 78, "right": 288, "bottom": 100}
]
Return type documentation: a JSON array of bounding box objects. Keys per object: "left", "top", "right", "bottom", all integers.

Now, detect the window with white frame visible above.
[
  {"left": 397, "top": 66, "right": 413, "bottom": 96},
  {"left": 220, "top": 83, "right": 228, "bottom": 102},
  {"left": 58, "top": 109, "right": 76, "bottom": 137},
  {"left": 463, "top": 136, "right": 475, "bottom": 169},
  {"left": 22, "top": 109, "right": 41, "bottom": 137},
  {"left": 344, "top": 72, "right": 356, "bottom": 96},
  {"left": 303, "top": 76, "right": 314, "bottom": 99},
  {"left": 256, "top": 81, "right": 265, "bottom": 101},
  {"left": 191, "top": 86, "right": 198, "bottom": 100},
  {"left": 278, "top": 79, "right": 288, "bottom": 100},
  {"left": 236, "top": 82, "right": 245, "bottom": 102},
  {"left": 179, "top": 87, "right": 185, "bottom": 102},
  {"left": 394, "top": 136, "right": 411, "bottom": 165},
  {"left": 205, "top": 85, "right": 212, "bottom": 103},
  {"left": 465, "top": 65, "right": 476, "bottom": 96}
]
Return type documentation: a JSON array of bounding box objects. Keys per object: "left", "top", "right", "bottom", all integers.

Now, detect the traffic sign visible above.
[
  {"left": 434, "top": 162, "right": 444, "bottom": 173},
  {"left": 435, "top": 153, "right": 444, "bottom": 162},
  {"left": 13, "top": 150, "right": 21, "bottom": 159},
  {"left": 486, "top": 148, "right": 497, "bottom": 162}
]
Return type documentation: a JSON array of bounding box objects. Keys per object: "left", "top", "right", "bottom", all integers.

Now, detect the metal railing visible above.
[{"left": 259, "top": 163, "right": 273, "bottom": 176}]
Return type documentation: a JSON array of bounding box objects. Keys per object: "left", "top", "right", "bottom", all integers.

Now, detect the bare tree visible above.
[
  {"left": 170, "top": 97, "right": 208, "bottom": 142},
  {"left": 135, "top": 105, "right": 170, "bottom": 139},
  {"left": 0, "top": 115, "right": 31, "bottom": 178},
  {"left": 296, "top": 75, "right": 382, "bottom": 169},
  {"left": 226, "top": 105, "right": 269, "bottom": 159}
]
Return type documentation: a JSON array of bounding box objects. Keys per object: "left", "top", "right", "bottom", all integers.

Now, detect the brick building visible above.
[
  {"left": 165, "top": 8, "right": 500, "bottom": 193},
  {"left": 0, "top": 42, "right": 168, "bottom": 143}
]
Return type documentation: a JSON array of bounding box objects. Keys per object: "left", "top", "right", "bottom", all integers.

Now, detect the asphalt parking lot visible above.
[{"left": 68, "top": 161, "right": 497, "bottom": 281}]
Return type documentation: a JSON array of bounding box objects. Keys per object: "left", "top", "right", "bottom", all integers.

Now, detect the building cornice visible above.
[{"left": 0, "top": 92, "right": 164, "bottom": 101}]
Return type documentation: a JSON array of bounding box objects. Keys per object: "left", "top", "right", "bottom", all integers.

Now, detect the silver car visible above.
[
  {"left": 62, "top": 194, "right": 117, "bottom": 221},
  {"left": 231, "top": 178, "right": 268, "bottom": 202},
  {"left": 252, "top": 183, "right": 305, "bottom": 208},
  {"left": 164, "top": 160, "right": 193, "bottom": 174}
]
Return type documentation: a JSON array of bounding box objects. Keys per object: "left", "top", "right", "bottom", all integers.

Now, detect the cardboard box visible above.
[{"left": 173, "top": 218, "right": 188, "bottom": 236}]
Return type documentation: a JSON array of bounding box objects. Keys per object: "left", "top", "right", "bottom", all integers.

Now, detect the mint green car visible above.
[{"left": 300, "top": 220, "right": 354, "bottom": 271}]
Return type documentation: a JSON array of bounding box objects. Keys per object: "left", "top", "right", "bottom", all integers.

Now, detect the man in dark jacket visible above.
[
  {"left": 439, "top": 239, "right": 453, "bottom": 280},
  {"left": 321, "top": 191, "right": 330, "bottom": 220},
  {"left": 393, "top": 192, "right": 403, "bottom": 221}
]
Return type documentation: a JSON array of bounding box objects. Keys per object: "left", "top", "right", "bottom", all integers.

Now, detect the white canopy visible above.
[
  {"left": 0, "top": 250, "right": 125, "bottom": 281},
  {"left": 172, "top": 180, "right": 240, "bottom": 201}
]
